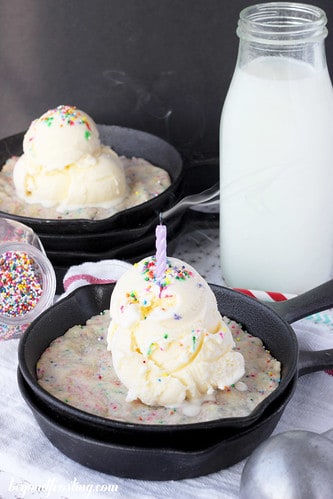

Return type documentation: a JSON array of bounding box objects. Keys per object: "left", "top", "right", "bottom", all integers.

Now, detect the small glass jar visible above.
[{"left": 0, "top": 218, "right": 56, "bottom": 338}]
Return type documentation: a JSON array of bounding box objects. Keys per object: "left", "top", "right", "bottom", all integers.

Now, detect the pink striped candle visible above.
[{"left": 155, "top": 223, "right": 167, "bottom": 280}]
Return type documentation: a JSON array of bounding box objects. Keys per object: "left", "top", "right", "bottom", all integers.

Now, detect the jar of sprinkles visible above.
[{"left": 0, "top": 219, "right": 56, "bottom": 339}]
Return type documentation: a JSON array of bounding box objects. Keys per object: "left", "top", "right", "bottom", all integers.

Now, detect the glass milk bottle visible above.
[{"left": 220, "top": 2, "right": 333, "bottom": 294}]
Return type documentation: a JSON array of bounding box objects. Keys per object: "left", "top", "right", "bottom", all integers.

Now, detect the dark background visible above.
[{"left": 1, "top": 0, "right": 333, "bottom": 162}]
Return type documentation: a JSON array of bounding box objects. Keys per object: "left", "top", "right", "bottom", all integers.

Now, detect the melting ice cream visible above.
[
  {"left": 107, "top": 256, "right": 245, "bottom": 408},
  {"left": 13, "top": 105, "right": 127, "bottom": 211}
]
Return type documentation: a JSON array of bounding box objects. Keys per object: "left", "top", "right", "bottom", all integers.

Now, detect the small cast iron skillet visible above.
[
  {"left": 0, "top": 125, "right": 183, "bottom": 234},
  {"left": 18, "top": 280, "right": 333, "bottom": 451},
  {"left": 37, "top": 178, "right": 219, "bottom": 254},
  {"left": 45, "top": 209, "right": 219, "bottom": 267},
  {"left": 17, "top": 368, "right": 296, "bottom": 480}
]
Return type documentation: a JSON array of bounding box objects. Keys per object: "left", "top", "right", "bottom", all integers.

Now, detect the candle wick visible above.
[{"left": 159, "top": 212, "right": 163, "bottom": 224}]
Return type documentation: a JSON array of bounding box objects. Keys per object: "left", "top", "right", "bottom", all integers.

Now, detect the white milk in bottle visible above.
[{"left": 220, "top": 3, "right": 333, "bottom": 294}]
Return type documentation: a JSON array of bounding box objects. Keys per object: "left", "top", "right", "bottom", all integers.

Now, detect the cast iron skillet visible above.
[
  {"left": 36, "top": 179, "right": 219, "bottom": 254},
  {"left": 44, "top": 209, "right": 219, "bottom": 267},
  {"left": 17, "top": 368, "right": 296, "bottom": 480},
  {"left": 0, "top": 125, "right": 183, "bottom": 234},
  {"left": 18, "top": 280, "right": 333, "bottom": 449}
]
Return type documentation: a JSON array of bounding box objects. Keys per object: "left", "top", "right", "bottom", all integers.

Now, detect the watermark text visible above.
[{"left": 8, "top": 477, "right": 119, "bottom": 497}]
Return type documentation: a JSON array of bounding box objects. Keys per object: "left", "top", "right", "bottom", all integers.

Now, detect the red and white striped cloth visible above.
[
  {"left": 234, "top": 288, "right": 296, "bottom": 302},
  {"left": 60, "top": 259, "right": 132, "bottom": 299}
]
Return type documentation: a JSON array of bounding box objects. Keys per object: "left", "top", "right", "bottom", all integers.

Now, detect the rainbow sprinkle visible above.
[
  {"left": 139, "top": 257, "right": 194, "bottom": 287},
  {"left": 125, "top": 291, "right": 139, "bottom": 304},
  {"left": 39, "top": 105, "right": 92, "bottom": 140},
  {"left": 0, "top": 251, "right": 43, "bottom": 318}
]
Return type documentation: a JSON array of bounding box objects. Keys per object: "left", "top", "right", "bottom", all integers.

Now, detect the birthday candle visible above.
[{"left": 155, "top": 222, "right": 167, "bottom": 280}]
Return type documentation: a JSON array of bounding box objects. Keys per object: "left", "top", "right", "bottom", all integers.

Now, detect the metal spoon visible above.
[{"left": 239, "top": 428, "right": 333, "bottom": 499}]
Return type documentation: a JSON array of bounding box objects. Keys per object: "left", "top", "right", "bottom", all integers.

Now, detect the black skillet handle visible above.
[
  {"left": 266, "top": 279, "right": 333, "bottom": 324},
  {"left": 267, "top": 279, "right": 333, "bottom": 377},
  {"left": 298, "top": 349, "right": 333, "bottom": 377}
]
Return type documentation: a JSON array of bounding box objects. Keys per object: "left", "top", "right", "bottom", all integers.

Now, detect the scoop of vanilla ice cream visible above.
[
  {"left": 13, "top": 145, "right": 127, "bottom": 210},
  {"left": 13, "top": 105, "right": 127, "bottom": 211},
  {"left": 107, "top": 256, "right": 245, "bottom": 408},
  {"left": 22, "top": 105, "right": 101, "bottom": 171}
]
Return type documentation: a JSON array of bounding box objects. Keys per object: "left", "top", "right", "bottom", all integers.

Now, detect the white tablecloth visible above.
[{"left": 0, "top": 228, "right": 332, "bottom": 498}]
